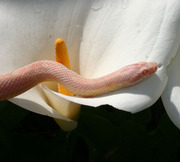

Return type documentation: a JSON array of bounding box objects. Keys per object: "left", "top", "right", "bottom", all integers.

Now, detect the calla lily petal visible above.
[
  {"left": 43, "top": 0, "right": 180, "bottom": 113},
  {"left": 41, "top": 68, "right": 167, "bottom": 113},
  {"left": 9, "top": 85, "right": 78, "bottom": 131},
  {"left": 162, "top": 46, "right": 180, "bottom": 129}
]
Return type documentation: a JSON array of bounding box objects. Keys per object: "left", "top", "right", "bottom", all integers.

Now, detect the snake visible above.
[{"left": 0, "top": 60, "right": 157, "bottom": 101}]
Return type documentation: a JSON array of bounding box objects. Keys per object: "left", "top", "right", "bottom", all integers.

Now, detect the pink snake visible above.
[{"left": 0, "top": 61, "right": 157, "bottom": 101}]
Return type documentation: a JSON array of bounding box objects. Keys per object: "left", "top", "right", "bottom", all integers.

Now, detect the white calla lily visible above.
[{"left": 0, "top": 0, "right": 180, "bottom": 131}]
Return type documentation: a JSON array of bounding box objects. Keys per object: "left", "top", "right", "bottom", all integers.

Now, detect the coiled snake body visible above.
[{"left": 0, "top": 61, "right": 157, "bottom": 101}]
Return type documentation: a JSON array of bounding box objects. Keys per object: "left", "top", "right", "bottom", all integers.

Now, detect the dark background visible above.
[{"left": 0, "top": 98, "right": 179, "bottom": 162}]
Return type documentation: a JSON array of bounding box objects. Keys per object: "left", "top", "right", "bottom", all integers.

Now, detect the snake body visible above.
[{"left": 0, "top": 60, "right": 157, "bottom": 101}]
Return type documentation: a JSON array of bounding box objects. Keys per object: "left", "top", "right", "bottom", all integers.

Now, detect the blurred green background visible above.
[{"left": 0, "top": 98, "right": 179, "bottom": 162}]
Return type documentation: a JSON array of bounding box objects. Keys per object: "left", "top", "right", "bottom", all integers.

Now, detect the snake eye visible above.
[{"left": 142, "top": 70, "right": 149, "bottom": 76}]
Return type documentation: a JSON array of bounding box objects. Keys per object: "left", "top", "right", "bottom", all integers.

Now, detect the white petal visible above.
[
  {"left": 79, "top": 0, "right": 180, "bottom": 78},
  {"left": 47, "top": 0, "right": 179, "bottom": 112},
  {"left": 41, "top": 65, "right": 167, "bottom": 113},
  {"left": 162, "top": 46, "right": 180, "bottom": 128},
  {"left": 0, "top": 0, "right": 90, "bottom": 72},
  {"left": 41, "top": 83, "right": 80, "bottom": 120},
  {"left": 9, "top": 85, "right": 78, "bottom": 131}
]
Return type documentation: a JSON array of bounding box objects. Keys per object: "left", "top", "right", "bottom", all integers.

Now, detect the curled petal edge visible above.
[
  {"left": 41, "top": 66, "right": 167, "bottom": 113},
  {"left": 9, "top": 86, "right": 78, "bottom": 131}
]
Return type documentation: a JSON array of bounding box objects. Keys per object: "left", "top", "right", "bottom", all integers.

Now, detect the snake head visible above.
[
  {"left": 140, "top": 62, "right": 158, "bottom": 78},
  {"left": 123, "top": 62, "right": 158, "bottom": 86}
]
